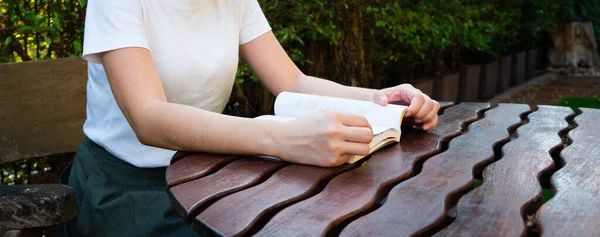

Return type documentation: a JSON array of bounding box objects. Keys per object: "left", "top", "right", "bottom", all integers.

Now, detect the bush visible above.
[
  {"left": 577, "top": 0, "right": 600, "bottom": 53},
  {"left": 0, "top": 0, "right": 85, "bottom": 63},
  {"left": 367, "top": 1, "right": 519, "bottom": 75},
  {"left": 1, "top": 0, "right": 593, "bottom": 115}
]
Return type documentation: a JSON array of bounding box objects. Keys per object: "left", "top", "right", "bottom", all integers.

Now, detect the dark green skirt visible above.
[{"left": 60, "top": 137, "right": 197, "bottom": 237}]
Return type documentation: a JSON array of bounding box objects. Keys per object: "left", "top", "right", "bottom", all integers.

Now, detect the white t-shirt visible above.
[{"left": 82, "top": 0, "right": 271, "bottom": 168}]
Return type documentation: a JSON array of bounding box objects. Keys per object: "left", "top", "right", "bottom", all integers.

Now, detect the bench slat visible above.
[
  {"left": 537, "top": 108, "right": 600, "bottom": 237},
  {"left": 165, "top": 153, "right": 236, "bottom": 187},
  {"left": 168, "top": 158, "right": 285, "bottom": 222},
  {"left": 0, "top": 58, "right": 87, "bottom": 164},
  {"left": 195, "top": 163, "right": 354, "bottom": 236}
]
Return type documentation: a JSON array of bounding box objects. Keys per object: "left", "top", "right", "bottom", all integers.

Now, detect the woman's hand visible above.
[
  {"left": 270, "top": 112, "right": 374, "bottom": 167},
  {"left": 371, "top": 84, "right": 440, "bottom": 130}
]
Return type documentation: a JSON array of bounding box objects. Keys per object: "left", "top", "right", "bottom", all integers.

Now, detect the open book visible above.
[{"left": 256, "top": 92, "right": 408, "bottom": 163}]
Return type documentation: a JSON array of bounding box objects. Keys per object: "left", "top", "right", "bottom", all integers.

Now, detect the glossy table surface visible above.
[{"left": 167, "top": 103, "right": 600, "bottom": 237}]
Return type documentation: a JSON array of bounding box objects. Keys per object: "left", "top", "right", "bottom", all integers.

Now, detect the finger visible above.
[
  {"left": 382, "top": 84, "right": 418, "bottom": 105},
  {"left": 406, "top": 93, "right": 425, "bottom": 117},
  {"left": 321, "top": 153, "right": 353, "bottom": 167},
  {"left": 421, "top": 102, "right": 440, "bottom": 123},
  {"left": 415, "top": 97, "right": 435, "bottom": 119},
  {"left": 342, "top": 142, "right": 371, "bottom": 156},
  {"left": 422, "top": 114, "right": 439, "bottom": 130},
  {"left": 337, "top": 154, "right": 354, "bottom": 165},
  {"left": 342, "top": 127, "right": 374, "bottom": 143},
  {"left": 336, "top": 113, "right": 372, "bottom": 129},
  {"left": 371, "top": 91, "right": 389, "bottom": 106}
]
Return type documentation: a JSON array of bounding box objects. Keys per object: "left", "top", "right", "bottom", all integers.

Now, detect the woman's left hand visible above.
[{"left": 371, "top": 84, "right": 440, "bottom": 130}]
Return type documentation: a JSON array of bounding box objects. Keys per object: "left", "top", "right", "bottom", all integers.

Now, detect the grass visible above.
[
  {"left": 542, "top": 189, "right": 553, "bottom": 203},
  {"left": 473, "top": 179, "right": 483, "bottom": 189},
  {"left": 557, "top": 97, "right": 600, "bottom": 110}
]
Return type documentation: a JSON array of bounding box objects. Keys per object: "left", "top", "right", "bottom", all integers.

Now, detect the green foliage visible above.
[
  {"left": 235, "top": 0, "right": 339, "bottom": 84},
  {"left": 366, "top": 0, "right": 519, "bottom": 67},
  {"left": 518, "top": 0, "right": 575, "bottom": 49},
  {"left": 1, "top": 0, "right": 591, "bottom": 77},
  {"left": 557, "top": 97, "right": 600, "bottom": 109},
  {"left": 0, "top": 0, "right": 85, "bottom": 63},
  {"left": 1, "top": 158, "right": 52, "bottom": 185},
  {"left": 577, "top": 0, "right": 600, "bottom": 53}
]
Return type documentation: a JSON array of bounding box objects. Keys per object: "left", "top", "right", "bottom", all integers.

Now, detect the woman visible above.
[{"left": 63, "top": 0, "right": 440, "bottom": 236}]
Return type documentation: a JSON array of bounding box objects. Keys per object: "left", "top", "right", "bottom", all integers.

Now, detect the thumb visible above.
[{"left": 372, "top": 91, "right": 389, "bottom": 106}]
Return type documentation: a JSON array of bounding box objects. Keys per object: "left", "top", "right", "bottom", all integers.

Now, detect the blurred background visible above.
[{"left": 1, "top": 0, "right": 599, "bottom": 184}]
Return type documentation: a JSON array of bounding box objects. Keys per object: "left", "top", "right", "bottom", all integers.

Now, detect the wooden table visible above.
[{"left": 166, "top": 103, "right": 600, "bottom": 237}]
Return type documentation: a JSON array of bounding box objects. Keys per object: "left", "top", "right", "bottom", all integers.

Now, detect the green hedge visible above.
[
  {"left": 577, "top": 0, "right": 600, "bottom": 53},
  {"left": 0, "top": 1, "right": 586, "bottom": 72},
  {"left": 1, "top": 0, "right": 597, "bottom": 115}
]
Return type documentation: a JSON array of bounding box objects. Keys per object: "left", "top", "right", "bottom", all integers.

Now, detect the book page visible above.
[
  {"left": 256, "top": 115, "right": 393, "bottom": 136},
  {"left": 274, "top": 92, "right": 407, "bottom": 130},
  {"left": 372, "top": 125, "right": 393, "bottom": 135}
]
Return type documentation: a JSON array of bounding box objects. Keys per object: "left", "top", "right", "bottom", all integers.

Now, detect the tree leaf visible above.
[{"left": 4, "top": 36, "right": 12, "bottom": 47}]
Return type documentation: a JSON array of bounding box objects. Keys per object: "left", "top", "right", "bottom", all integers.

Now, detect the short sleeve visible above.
[
  {"left": 82, "top": 0, "right": 149, "bottom": 63},
  {"left": 239, "top": 0, "right": 272, "bottom": 45}
]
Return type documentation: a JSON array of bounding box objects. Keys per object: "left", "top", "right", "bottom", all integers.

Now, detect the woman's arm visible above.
[
  {"left": 101, "top": 47, "right": 372, "bottom": 167},
  {"left": 241, "top": 31, "right": 440, "bottom": 130}
]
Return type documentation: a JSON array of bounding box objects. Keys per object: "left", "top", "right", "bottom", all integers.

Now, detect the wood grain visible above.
[
  {"left": 254, "top": 103, "right": 490, "bottom": 236},
  {"left": 434, "top": 73, "right": 459, "bottom": 102},
  {"left": 0, "top": 184, "right": 76, "bottom": 229},
  {"left": 458, "top": 65, "right": 481, "bottom": 102},
  {"left": 0, "top": 58, "right": 87, "bottom": 163},
  {"left": 165, "top": 153, "right": 236, "bottom": 187},
  {"left": 537, "top": 108, "right": 600, "bottom": 237},
  {"left": 341, "top": 104, "right": 530, "bottom": 237},
  {"left": 435, "top": 106, "right": 572, "bottom": 237},
  {"left": 168, "top": 158, "right": 285, "bottom": 222},
  {"left": 195, "top": 163, "right": 354, "bottom": 236},
  {"left": 479, "top": 61, "right": 498, "bottom": 100}
]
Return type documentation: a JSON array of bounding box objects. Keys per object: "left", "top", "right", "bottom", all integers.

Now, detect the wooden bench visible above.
[{"left": 0, "top": 58, "right": 87, "bottom": 237}]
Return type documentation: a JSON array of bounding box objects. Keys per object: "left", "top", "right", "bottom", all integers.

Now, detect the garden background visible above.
[{"left": 1, "top": 0, "right": 599, "bottom": 184}]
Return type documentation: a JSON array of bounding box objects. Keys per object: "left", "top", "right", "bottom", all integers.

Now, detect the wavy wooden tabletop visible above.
[{"left": 166, "top": 103, "right": 599, "bottom": 237}]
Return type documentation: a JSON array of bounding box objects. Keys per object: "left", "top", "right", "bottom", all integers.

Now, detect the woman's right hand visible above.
[{"left": 270, "top": 112, "right": 374, "bottom": 167}]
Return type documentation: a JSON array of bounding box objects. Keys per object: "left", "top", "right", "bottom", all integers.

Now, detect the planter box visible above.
[
  {"left": 496, "top": 55, "right": 512, "bottom": 94},
  {"left": 412, "top": 79, "right": 434, "bottom": 98},
  {"left": 459, "top": 65, "right": 481, "bottom": 102},
  {"left": 526, "top": 48, "right": 539, "bottom": 79},
  {"left": 433, "top": 73, "right": 459, "bottom": 102},
  {"left": 511, "top": 52, "right": 526, "bottom": 86},
  {"left": 479, "top": 61, "right": 498, "bottom": 100}
]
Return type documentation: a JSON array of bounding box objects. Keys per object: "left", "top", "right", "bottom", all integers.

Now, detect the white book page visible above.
[
  {"left": 256, "top": 115, "right": 392, "bottom": 136},
  {"left": 274, "top": 92, "right": 407, "bottom": 130},
  {"left": 372, "top": 125, "right": 393, "bottom": 135}
]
